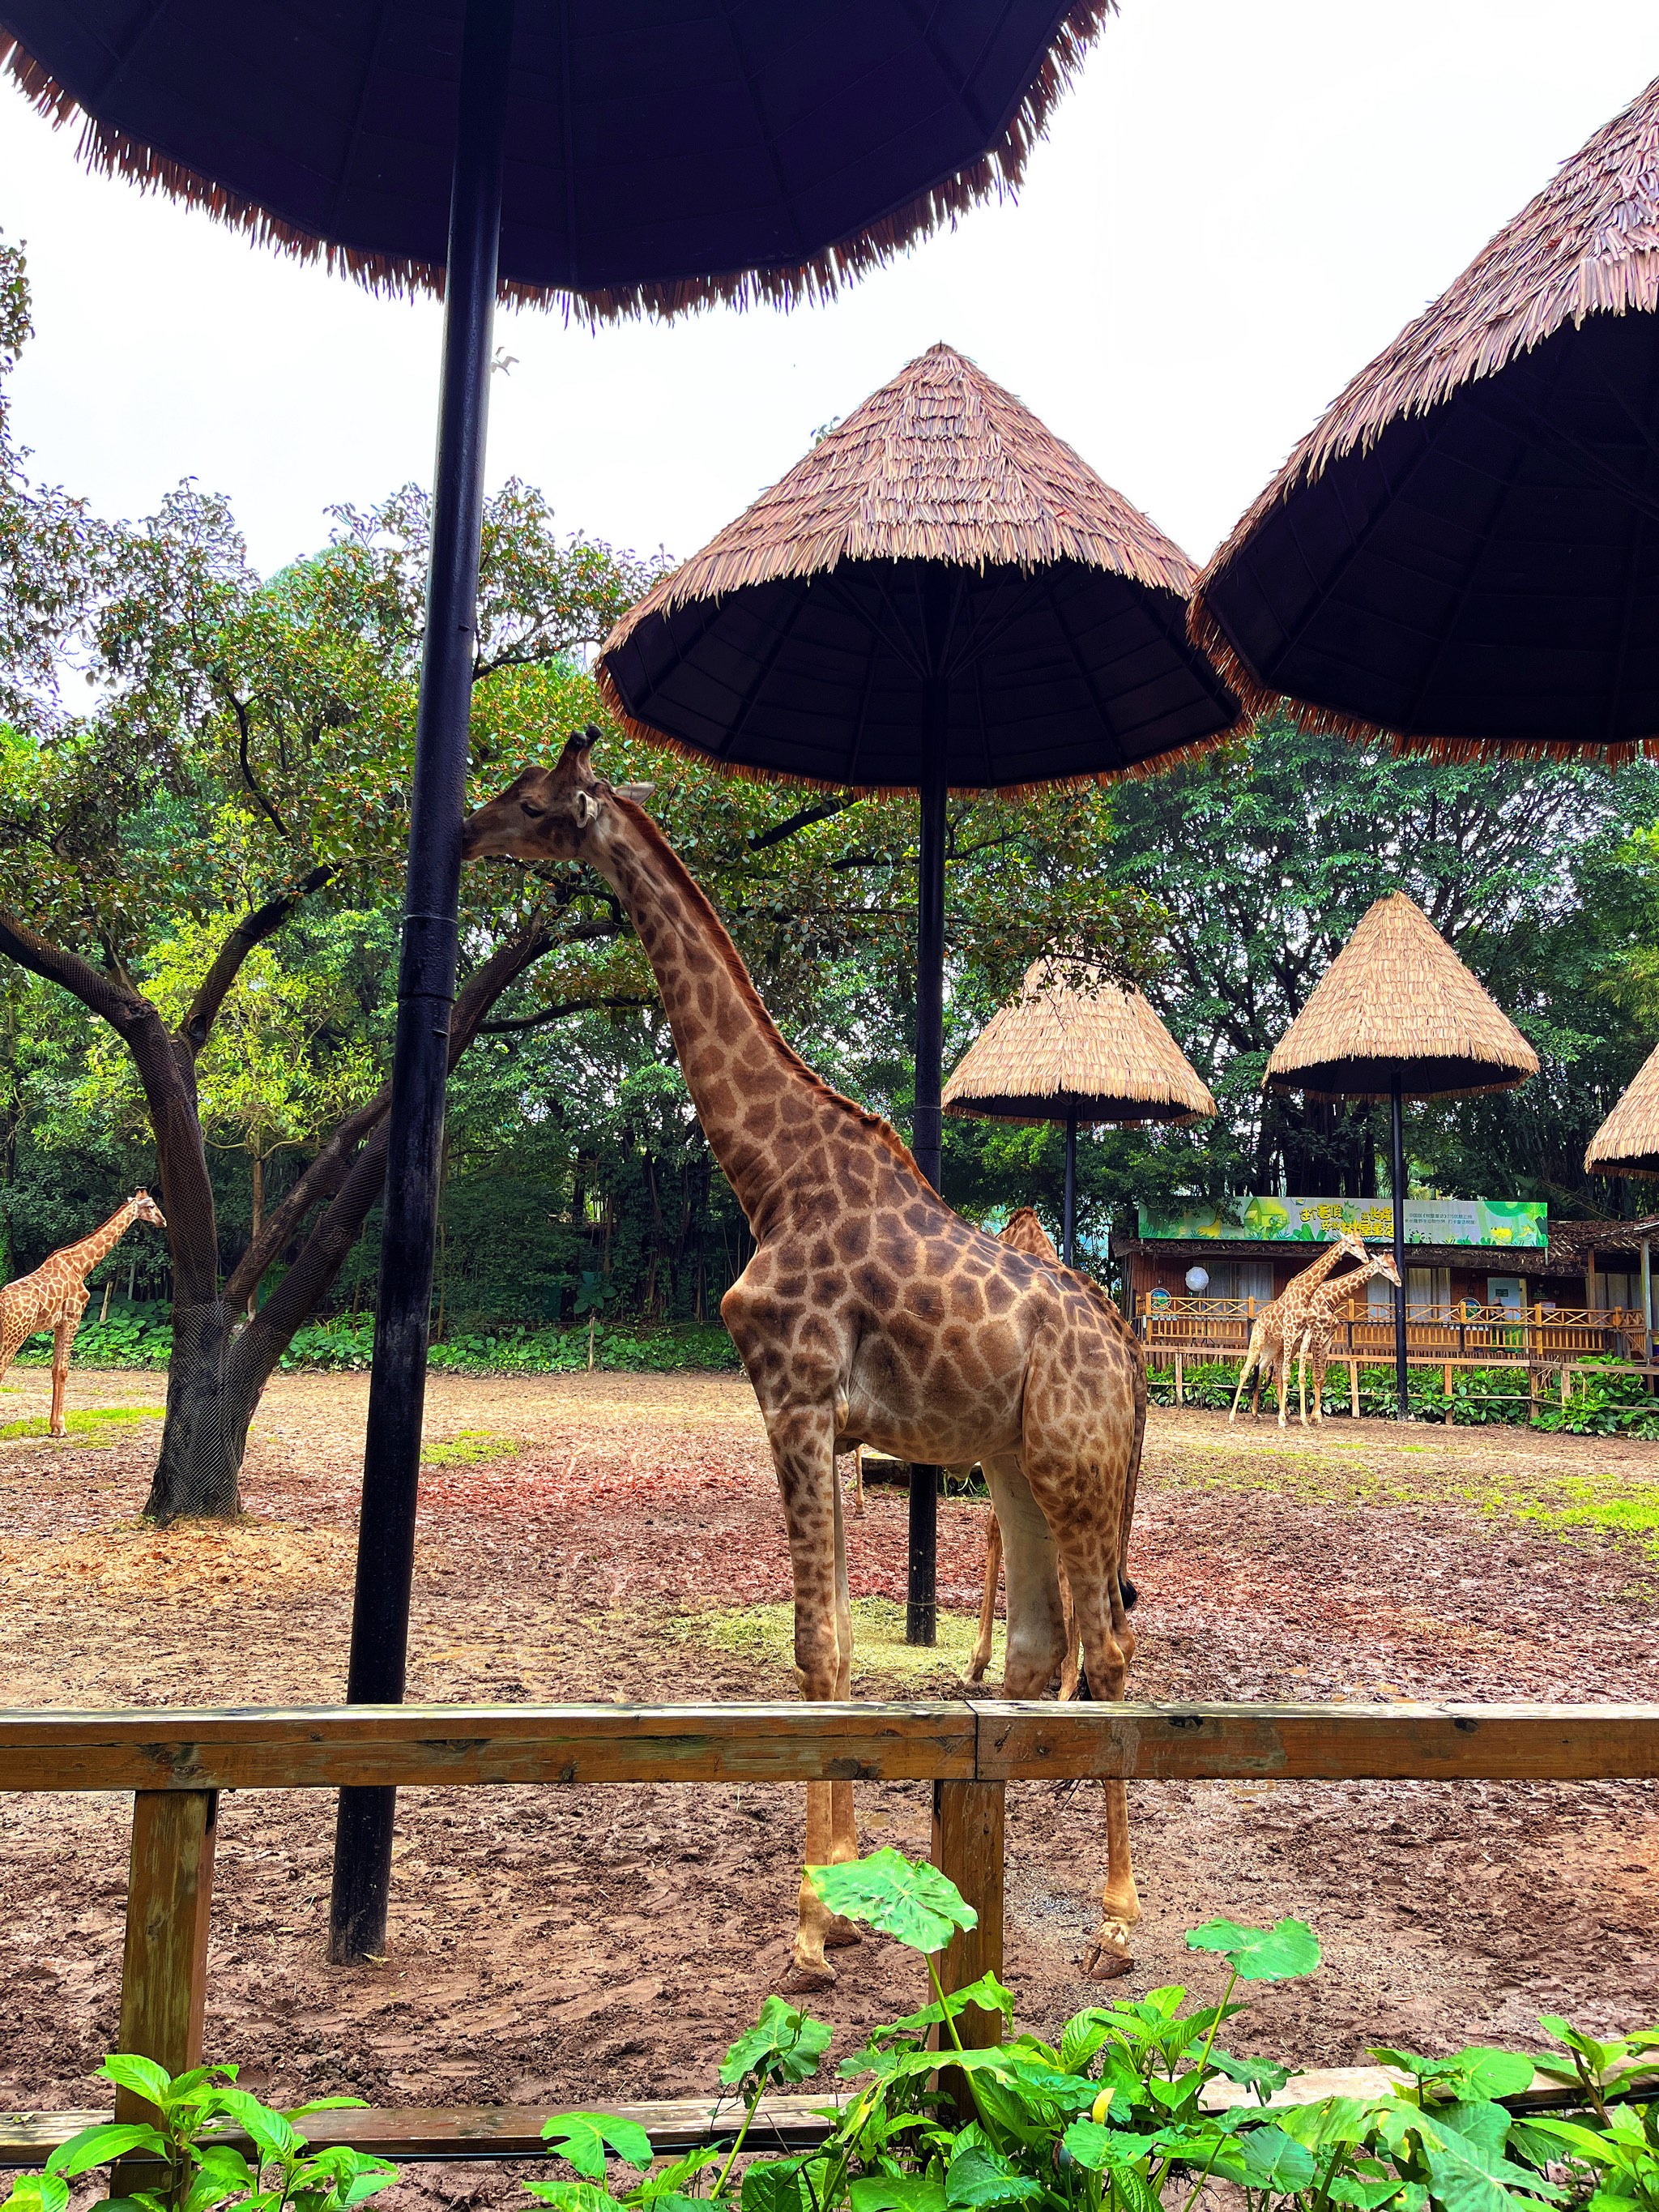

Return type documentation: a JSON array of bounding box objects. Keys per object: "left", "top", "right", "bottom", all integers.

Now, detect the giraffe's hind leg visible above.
[
  {"left": 967, "top": 1507, "right": 1002, "bottom": 1686},
  {"left": 1018, "top": 1336, "right": 1141, "bottom": 1982}
]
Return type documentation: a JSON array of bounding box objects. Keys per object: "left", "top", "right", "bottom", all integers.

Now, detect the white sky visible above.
[{"left": 0, "top": 2, "right": 1651, "bottom": 581}]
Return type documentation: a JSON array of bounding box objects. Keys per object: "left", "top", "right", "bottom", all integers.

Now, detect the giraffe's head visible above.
[
  {"left": 1369, "top": 1247, "right": 1402, "bottom": 1287},
  {"left": 461, "top": 728, "right": 653, "bottom": 866},
  {"left": 1331, "top": 1227, "right": 1371, "bottom": 1267},
  {"left": 131, "top": 1189, "right": 167, "bottom": 1229}
]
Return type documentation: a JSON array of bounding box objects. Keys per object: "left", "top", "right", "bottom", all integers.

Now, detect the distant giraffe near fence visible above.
[
  {"left": 1229, "top": 1228, "right": 1371, "bottom": 1430},
  {"left": 1291, "top": 1247, "right": 1403, "bottom": 1426},
  {"left": 0, "top": 1193, "right": 168, "bottom": 1435},
  {"left": 462, "top": 734, "right": 1148, "bottom": 1988}
]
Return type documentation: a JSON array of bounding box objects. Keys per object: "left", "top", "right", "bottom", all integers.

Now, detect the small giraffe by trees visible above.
[
  {"left": 0, "top": 1193, "right": 167, "bottom": 1435},
  {"left": 1291, "top": 1247, "right": 1402, "bottom": 1425},
  {"left": 1229, "top": 1228, "right": 1371, "bottom": 1429},
  {"left": 463, "top": 735, "right": 1147, "bottom": 1987}
]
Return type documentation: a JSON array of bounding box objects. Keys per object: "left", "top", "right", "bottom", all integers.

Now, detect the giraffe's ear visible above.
[{"left": 612, "top": 782, "right": 655, "bottom": 805}]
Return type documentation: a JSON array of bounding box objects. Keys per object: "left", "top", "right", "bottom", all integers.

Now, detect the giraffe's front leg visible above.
[
  {"left": 757, "top": 1395, "right": 854, "bottom": 1990},
  {"left": 49, "top": 1307, "right": 83, "bottom": 1437}
]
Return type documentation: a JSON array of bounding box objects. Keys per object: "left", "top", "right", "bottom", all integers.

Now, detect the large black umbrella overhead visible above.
[
  {"left": 1191, "top": 73, "right": 1659, "bottom": 756},
  {"left": 0, "top": 0, "right": 1126, "bottom": 1962},
  {"left": 599, "top": 342, "right": 1245, "bottom": 1639}
]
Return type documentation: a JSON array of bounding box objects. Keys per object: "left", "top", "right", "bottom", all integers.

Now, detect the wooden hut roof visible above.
[
  {"left": 1191, "top": 72, "right": 1659, "bottom": 753},
  {"left": 1585, "top": 1039, "right": 1659, "bottom": 1177},
  {"left": 0, "top": 3, "right": 1115, "bottom": 322},
  {"left": 1265, "top": 893, "right": 1539, "bottom": 1101},
  {"left": 943, "top": 958, "right": 1216, "bottom": 1125}
]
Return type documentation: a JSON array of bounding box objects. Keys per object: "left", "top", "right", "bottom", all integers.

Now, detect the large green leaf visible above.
[
  {"left": 522, "top": 2184, "right": 631, "bottom": 2212},
  {"left": 215, "top": 2088, "right": 300, "bottom": 2162},
  {"left": 5, "top": 2180, "right": 69, "bottom": 2212},
  {"left": 944, "top": 2146, "right": 1042, "bottom": 2207},
  {"left": 718, "top": 1996, "right": 832, "bottom": 2089},
  {"left": 808, "top": 1851, "right": 976, "bottom": 1954},
  {"left": 1060, "top": 2120, "right": 1154, "bottom": 2173},
  {"left": 848, "top": 2178, "right": 949, "bottom": 2212},
  {"left": 1231, "top": 2124, "right": 1318, "bottom": 2190},
  {"left": 45, "top": 2124, "right": 166, "bottom": 2177},
  {"left": 97, "top": 2055, "right": 176, "bottom": 2108},
  {"left": 741, "top": 2159, "right": 812, "bottom": 2212},
  {"left": 1209, "top": 2052, "right": 1292, "bottom": 2103},
  {"left": 1185, "top": 1918, "right": 1320, "bottom": 1982},
  {"left": 538, "top": 2113, "right": 655, "bottom": 2180}
]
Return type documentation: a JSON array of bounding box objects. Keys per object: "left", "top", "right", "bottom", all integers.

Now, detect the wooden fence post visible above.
[
  {"left": 932, "top": 1779, "right": 1004, "bottom": 2054},
  {"left": 1444, "top": 1362, "right": 1454, "bottom": 1425},
  {"left": 1174, "top": 1356, "right": 1183, "bottom": 1406},
  {"left": 1349, "top": 1358, "right": 1359, "bottom": 1419},
  {"left": 114, "top": 1791, "right": 218, "bottom": 2120}
]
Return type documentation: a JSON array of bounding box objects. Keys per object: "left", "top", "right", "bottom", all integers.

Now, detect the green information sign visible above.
[{"left": 1136, "top": 1196, "right": 1546, "bottom": 1249}]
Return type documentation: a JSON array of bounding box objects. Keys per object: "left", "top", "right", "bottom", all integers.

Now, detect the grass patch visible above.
[
  {"left": 1520, "top": 1479, "right": 1659, "bottom": 1558},
  {"left": 420, "top": 1428, "right": 518, "bottom": 1468},
  {"left": 0, "top": 1404, "right": 162, "bottom": 1445},
  {"left": 671, "top": 1595, "right": 1000, "bottom": 1685}
]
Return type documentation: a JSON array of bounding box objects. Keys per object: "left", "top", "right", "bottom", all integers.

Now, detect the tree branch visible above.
[
  {"left": 223, "top": 916, "right": 557, "bottom": 1324},
  {"left": 181, "top": 865, "right": 332, "bottom": 1054},
  {"left": 746, "top": 796, "right": 860, "bottom": 852},
  {"left": 480, "top": 990, "right": 652, "bottom": 1035}
]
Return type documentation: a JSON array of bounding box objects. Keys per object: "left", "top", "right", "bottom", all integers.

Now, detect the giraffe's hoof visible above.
[
  {"left": 824, "top": 1914, "right": 863, "bottom": 1949},
  {"left": 1081, "top": 1922, "right": 1134, "bottom": 1981},
  {"left": 778, "top": 1954, "right": 838, "bottom": 1993}
]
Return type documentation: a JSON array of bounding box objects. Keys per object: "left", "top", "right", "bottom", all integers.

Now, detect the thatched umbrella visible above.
[
  {"left": 1265, "top": 892, "right": 1537, "bottom": 1419},
  {"left": 1586, "top": 1046, "right": 1659, "bottom": 1349},
  {"left": 1191, "top": 74, "right": 1659, "bottom": 757},
  {"left": 944, "top": 959, "right": 1215, "bottom": 1266},
  {"left": 599, "top": 342, "right": 1244, "bottom": 1639},
  {"left": 0, "top": 2, "right": 1126, "bottom": 1961}
]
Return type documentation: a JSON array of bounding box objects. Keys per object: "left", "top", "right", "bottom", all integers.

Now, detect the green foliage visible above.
[
  {"left": 0, "top": 1402, "right": 157, "bottom": 1443},
  {"left": 522, "top": 1851, "right": 1659, "bottom": 2212},
  {"left": 6, "top": 2053, "right": 396, "bottom": 2212}
]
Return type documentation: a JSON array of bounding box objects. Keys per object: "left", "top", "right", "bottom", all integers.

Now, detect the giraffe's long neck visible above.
[
  {"left": 1295, "top": 1241, "right": 1358, "bottom": 1299},
  {"left": 589, "top": 802, "right": 926, "bottom": 1232},
  {"left": 56, "top": 1200, "right": 142, "bottom": 1283}
]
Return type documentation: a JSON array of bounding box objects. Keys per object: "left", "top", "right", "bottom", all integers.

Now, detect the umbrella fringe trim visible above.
[{"left": 0, "top": 2, "right": 1115, "bottom": 323}]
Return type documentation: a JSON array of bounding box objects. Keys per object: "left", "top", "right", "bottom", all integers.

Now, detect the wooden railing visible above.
[
  {"left": 1139, "top": 1297, "right": 1648, "bottom": 1365},
  {"left": 4, "top": 1699, "right": 1659, "bottom": 2167}
]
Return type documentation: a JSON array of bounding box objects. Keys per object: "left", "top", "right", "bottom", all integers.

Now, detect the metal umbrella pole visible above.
[
  {"left": 1390, "top": 1070, "right": 1410, "bottom": 1423},
  {"left": 328, "top": 0, "right": 514, "bottom": 1965},
  {"left": 1063, "top": 1107, "right": 1079, "bottom": 1269},
  {"left": 906, "top": 669, "right": 948, "bottom": 1647}
]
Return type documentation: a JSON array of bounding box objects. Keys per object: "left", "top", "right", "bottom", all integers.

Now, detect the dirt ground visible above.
[{"left": 3, "top": 1365, "right": 1657, "bottom": 2193}]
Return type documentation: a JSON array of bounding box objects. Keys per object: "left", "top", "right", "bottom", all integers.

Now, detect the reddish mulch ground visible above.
[{"left": 2, "top": 1367, "right": 1657, "bottom": 2212}]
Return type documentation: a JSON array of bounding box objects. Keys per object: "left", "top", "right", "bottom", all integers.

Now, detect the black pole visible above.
[
  {"left": 906, "top": 666, "right": 948, "bottom": 1647},
  {"left": 1390, "top": 1070, "right": 1409, "bottom": 1423},
  {"left": 1063, "top": 1109, "right": 1078, "bottom": 1269},
  {"left": 328, "top": 0, "right": 514, "bottom": 1966}
]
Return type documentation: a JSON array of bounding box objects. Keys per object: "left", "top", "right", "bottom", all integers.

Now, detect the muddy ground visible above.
[{"left": 2, "top": 1366, "right": 1657, "bottom": 2195}]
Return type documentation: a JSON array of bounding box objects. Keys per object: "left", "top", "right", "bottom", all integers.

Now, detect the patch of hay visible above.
[
  {"left": 0, "top": 1517, "right": 356, "bottom": 1599},
  {"left": 668, "top": 1595, "right": 1001, "bottom": 1685}
]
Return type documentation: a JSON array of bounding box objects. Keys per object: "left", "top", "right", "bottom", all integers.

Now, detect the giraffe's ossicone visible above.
[{"left": 463, "top": 733, "right": 1147, "bottom": 1986}]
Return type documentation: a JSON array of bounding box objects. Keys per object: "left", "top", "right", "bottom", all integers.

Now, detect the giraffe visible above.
[
  {"left": 0, "top": 1193, "right": 168, "bottom": 1436},
  {"left": 1228, "top": 1228, "right": 1371, "bottom": 1430},
  {"left": 1291, "top": 1247, "right": 1402, "bottom": 1426},
  {"left": 463, "top": 734, "right": 1147, "bottom": 1987},
  {"left": 964, "top": 1207, "right": 1142, "bottom": 1700}
]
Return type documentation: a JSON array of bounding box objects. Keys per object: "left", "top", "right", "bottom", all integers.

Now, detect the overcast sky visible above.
[{"left": 0, "top": 3, "right": 1652, "bottom": 583}]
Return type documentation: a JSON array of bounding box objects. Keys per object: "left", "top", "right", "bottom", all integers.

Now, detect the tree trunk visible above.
[
  {"left": 247, "top": 1151, "right": 264, "bottom": 1317},
  {"left": 143, "top": 1297, "right": 255, "bottom": 1522}
]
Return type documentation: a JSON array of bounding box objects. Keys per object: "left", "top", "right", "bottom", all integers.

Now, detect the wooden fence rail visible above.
[{"left": 5, "top": 1700, "right": 1658, "bottom": 2170}]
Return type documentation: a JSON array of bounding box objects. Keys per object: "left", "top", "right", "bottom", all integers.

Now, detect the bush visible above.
[
  {"left": 1145, "top": 1355, "right": 1659, "bottom": 1433},
  {"left": 524, "top": 1848, "right": 1659, "bottom": 2212}
]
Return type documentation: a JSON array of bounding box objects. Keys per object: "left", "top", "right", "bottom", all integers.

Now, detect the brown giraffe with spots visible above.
[
  {"left": 0, "top": 1192, "right": 167, "bottom": 1435},
  {"left": 463, "top": 734, "right": 1147, "bottom": 1986},
  {"left": 1290, "top": 1245, "right": 1401, "bottom": 1426},
  {"left": 1228, "top": 1227, "right": 1371, "bottom": 1430}
]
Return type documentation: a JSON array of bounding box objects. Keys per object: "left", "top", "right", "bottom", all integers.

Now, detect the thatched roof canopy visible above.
[
  {"left": 1192, "top": 74, "right": 1659, "bottom": 758},
  {"left": 1585, "top": 1040, "right": 1659, "bottom": 1176},
  {"left": 597, "top": 343, "right": 1246, "bottom": 792},
  {"left": 0, "top": 2, "right": 1113, "bottom": 321},
  {"left": 944, "top": 959, "right": 1216, "bottom": 1125},
  {"left": 1265, "top": 893, "right": 1538, "bottom": 1101}
]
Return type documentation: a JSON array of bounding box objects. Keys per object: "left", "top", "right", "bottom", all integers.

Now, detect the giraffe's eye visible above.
[{"left": 521, "top": 801, "right": 545, "bottom": 818}]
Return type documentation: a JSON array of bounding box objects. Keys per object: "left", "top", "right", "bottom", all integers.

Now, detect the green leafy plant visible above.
[
  {"left": 523, "top": 1852, "right": 1658, "bottom": 2212},
  {"left": 9, "top": 2055, "right": 396, "bottom": 2212}
]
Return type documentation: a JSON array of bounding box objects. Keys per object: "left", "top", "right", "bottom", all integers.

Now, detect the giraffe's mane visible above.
[{"left": 612, "top": 796, "right": 936, "bottom": 1194}]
